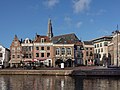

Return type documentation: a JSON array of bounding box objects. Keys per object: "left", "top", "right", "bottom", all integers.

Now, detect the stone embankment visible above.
[
  {"left": 1, "top": 66, "right": 120, "bottom": 76},
  {"left": 0, "top": 69, "right": 73, "bottom": 76}
]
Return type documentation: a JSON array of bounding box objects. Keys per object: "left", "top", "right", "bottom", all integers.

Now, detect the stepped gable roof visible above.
[
  {"left": 52, "top": 33, "right": 81, "bottom": 44},
  {"left": 34, "top": 34, "right": 51, "bottom": 43},
  {"left": 83, "top": 41, "right": 93, "bottom": 45}
]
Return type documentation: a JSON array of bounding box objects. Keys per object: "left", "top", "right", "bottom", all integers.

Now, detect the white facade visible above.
[
  {"left": 92, "top": 36, "right": 112, "bottom": 63},
  {"left": 0, "top": 45, "right": 10, "bottom": 68}
]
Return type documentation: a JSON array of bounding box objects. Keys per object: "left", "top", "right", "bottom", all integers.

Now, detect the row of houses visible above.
[
  {"left": 0, "top": 19, "right": 120, "bottom": 68},
  {"left": 9, "top": 19, "right": 83, "bottom": 68}
]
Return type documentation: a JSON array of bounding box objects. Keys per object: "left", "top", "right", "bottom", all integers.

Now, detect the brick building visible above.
[
  {"left": 33, "top": 34, "right": 53, "bottom": 67},
  {"left": 52, "top": 33, "right": 83, "bottom": 67},
  {"left": 83, "top": 41, "right": 94, "bottom": 65},
  {"left": 9, "top": 19, "right": 84, "bottom": 67},
  {"left": 9, "top": 35, "right": 22, "bottom": 67}
]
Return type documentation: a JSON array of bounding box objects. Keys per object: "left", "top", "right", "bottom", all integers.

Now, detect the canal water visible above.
[{"left": 0, "top": 75, "right": 120, "bottom": 90}]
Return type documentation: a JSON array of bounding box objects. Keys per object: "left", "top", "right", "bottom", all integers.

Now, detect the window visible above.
[
  {"left": 29, "top": 47, "right": 32, "bottom": 51},
  {"left": 36, "top": 53, "right": 39, "bottom": 57},
  {"left": 0, "top": 53, "right": 2, "bottom": 57},
  {"left": 0, "top": 61, "right": 2, "bottom": 64},
  {"left": 17, "top": 55, "right": 20, "bottom": 58},
  {"left": 96, "top": 49, "right": 97, "bottom": 53},
  {"left": 12, "top": 47, "right": 15, "bottom": 51},
  {"left": 56, "top": 48, "right": 60, "bottom": 55},
  {"left": 90, "top": 48, "right": 92, "bottom": 50},
  {"left": 17, "top": 47, "right": 20, "bottom": 51},
  {"left": 67, "top": 48, "right": 72, "bottom": 55},
  {"left": 26, "top": 40, "right": 29, "bottom": 43},
  {"left": 100, "top": 43, "right": 102, "bottom": 47},
  {"left": 29, "top": 54, "right": 32, "bottom": 58},
  {"left": 86, "top": 51, "right": 89, "bottom": 56},
  {"left": 61, "top": 48, "right": 65, "bottom": 55},
  {"left": 94, "top": 45, "right": 96, "bottom": 48},
  {"left": 104, "top": 42, "right": 108, "bottom": 46},
  {"left": 47, "top": 53, "right": 50, "bottom": 57},
  {"left": 41, "top": 53, "right": 44, "bottom": 57},
  {"left": 25, "top": 54, "right": 29, "bottom": 58},
  {"left": 0, "top": 48, "right": 2, "bottom": 51},
  {"left": 90, "top": 52, "right": 93, "bottom": 56},
  {"left": 86, "top": 48, "right": 88, "bottom": 50},
  {"left": 98, "top": 49, "right": 100, "bottom": 53},
  {"left": 41, "top": 38, "right": 44, "bottom": 43},
  {"left": 12, "top": 55, "right": 15, "bottom": 58},
  {"left": 77, "top": 46, "right": 81, "bottom": 50},
  {"left": 101, "top": 48, "right": 103, "bottom": 52},
  {"left": 41, "top": 47, "right": 44, "bottom": 50},
  {"left": 97, "top": 44, "right": 99, "bottom": 47},
  {"left": 36, "top": 47, "right": 39, "bottom": 50},
  {"left": 14, "top": 41, "right": 18, "bottom": 46},
  {"left": 47, "top": 46, "right": 50, "bottom": 50}
]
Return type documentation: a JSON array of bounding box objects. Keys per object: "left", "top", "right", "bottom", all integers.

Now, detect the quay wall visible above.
[
  {"left": 71, "top": 69, "right": 120, "bottom": 76},
  {"left": 0, "top": 70, "right": 73, "bottom": 76},
  {"left": 1, "top": 69, "right": 120, "bottom": 76}
]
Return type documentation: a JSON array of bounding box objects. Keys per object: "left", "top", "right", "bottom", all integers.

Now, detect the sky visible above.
[{"left": 0, "top": 0, "right": 120, "bottom": 48}]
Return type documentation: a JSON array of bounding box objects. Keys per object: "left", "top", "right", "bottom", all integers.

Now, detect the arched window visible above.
[
  {"left": 67, "top": 48, "right": 72, "bottom": 55},
  {"left": 56, "top": 48, "right": 60, "bottom": 55},
  {"left": 61, "top": 48, "right": 65, "bottom": 55}
]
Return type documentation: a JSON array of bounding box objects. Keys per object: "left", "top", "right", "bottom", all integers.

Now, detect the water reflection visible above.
[
  {"left": 0, "top": 75, "right": 120, "bottom": 90},
  {"left": 0, "top": 75, "right": 74, "bottom": 90},
  {"left": 74, "top": 76, "right": 120, "bottom": 90}
]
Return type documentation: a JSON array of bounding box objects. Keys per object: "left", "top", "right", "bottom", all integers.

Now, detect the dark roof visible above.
[
  {"left": 83, "top": 41, "right": 93, "bottom": 45},
  {"left": 34, "top": 35, "right": 51, "bottom": 43},
  {"left": 52, "top": 33, "right": 80, "bottom": 44},
  {"left": 91, "top": 36, "right": 112, "bottom": 43}
]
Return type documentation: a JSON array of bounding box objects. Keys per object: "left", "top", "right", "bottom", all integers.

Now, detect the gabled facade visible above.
[
  {"left": 52, "top": 33, "right": 83, "bottom": 67},
  {"left": 0, "top": 44, "right": 10, "bottom": 68},
  {"left": 9, "top": 35, "right": 22, "bottom": 67},
  {"left": 21, "top": 38, "right": 33, "bottom": 63},
  {"left": 33, "top": 34, "right": 53, "bottom": 67}
]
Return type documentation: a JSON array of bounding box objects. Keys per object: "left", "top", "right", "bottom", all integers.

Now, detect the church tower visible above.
[{"left": 47, "top": 19, "right": 53, "bottom": 40}]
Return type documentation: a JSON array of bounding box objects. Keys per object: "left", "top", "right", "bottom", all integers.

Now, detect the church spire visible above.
[{"left": 47, "top": 18, "right": 53, "bottom": 40}]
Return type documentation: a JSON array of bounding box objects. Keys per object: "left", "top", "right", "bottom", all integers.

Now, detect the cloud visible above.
[
  {"left": 73, "top": 0, "right": 92, "bottom": 13},
  {"left": 64, "top": 16, "right": 72, "bottom": 25},
  {"left": 76, "top": 21, "right": 83, "bottom": 28},
  {"left": 87, "top": 9, "right": 106, "bottom": 16},
  {"left": 44, "top": 0, "right": 59, "bottom": 8}
]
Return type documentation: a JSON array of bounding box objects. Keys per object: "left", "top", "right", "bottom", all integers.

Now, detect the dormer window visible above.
[
  {"left": 41, "top": 38, "right": 44, "bottom": 43},
  {"left": 0, "top": 48, "right": 2, "bottom": 51},
  {"left": 26, "top": 40, "right": 29, "bottom": 43}
]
